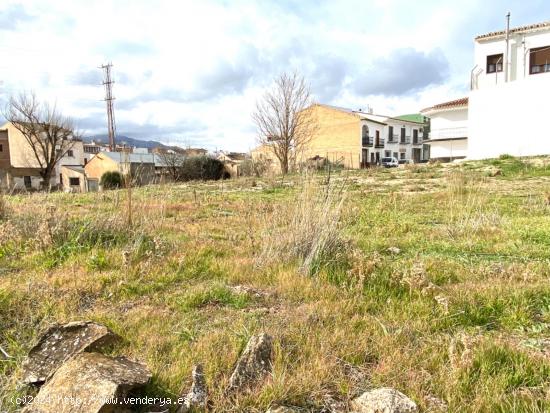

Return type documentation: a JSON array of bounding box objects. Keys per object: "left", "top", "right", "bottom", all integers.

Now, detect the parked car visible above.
[{"left": 381, "top": 157, "right": 398, "bottom": 168}]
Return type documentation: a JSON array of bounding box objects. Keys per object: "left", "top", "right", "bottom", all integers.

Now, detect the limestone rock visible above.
[
  {"left": 22, "top": 352, "right": 151, "bottom": 413},
  {"left": 387, "top": 247, "right": 401, "bottom": 255},
  {"left": 21, "top": 320, "right": 120, "bottom": 385},
  {"left": 228, "top": 333, "right": 273, "bottom": 391},
  {"left": 266, "top": 407, "right": 300, "bottom": 413},
  {"left": 176, "top": 364, "right": 208, "bottom": 413},
  {"left": 351, "top": 388, "right": 417, "bottom": 413}
]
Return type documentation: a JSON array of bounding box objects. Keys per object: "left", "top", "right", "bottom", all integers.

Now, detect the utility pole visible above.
[
  {"left": 100, "top": 63, "right": 117, "bottom": 151},
  {"left": 504, "top": 12, "right": 511, "bottom": 83}
]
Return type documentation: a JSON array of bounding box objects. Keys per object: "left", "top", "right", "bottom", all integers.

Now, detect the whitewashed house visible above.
[
  {"left": 422, "top": 19, "right": 550, "bottom": 161},
  {"left": 421, "top": 97, "right": 468, "bottom": 162},
  {"left": 468, "top": 20, "right": 550, "bottom": 159},
  {"left": 362, "top": 113, "right": 427, "bottom": 163}
]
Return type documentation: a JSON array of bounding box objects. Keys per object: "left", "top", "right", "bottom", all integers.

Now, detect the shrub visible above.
[
  {"left": 100, "top": 171, "right": 123, "bottom": 189},
  {"left": 499, "top": 154, "right": 515, "bottom": 160},
  {"left": 239, "top": 157, "right": 269, "bottom": 177},
  {"left": 179, "top": 156, "right": 225, "bottom": 181}
]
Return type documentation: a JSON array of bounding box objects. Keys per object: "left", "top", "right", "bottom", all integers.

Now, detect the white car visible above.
[{"left": 381, "top": 157, "right": 399, "bottom": 168}]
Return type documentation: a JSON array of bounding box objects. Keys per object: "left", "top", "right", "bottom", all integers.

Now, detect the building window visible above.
[
  {"left": 486, "top": 53, "right": 503, "bottom": 73},
  {"left": 67, "top": 150, "right": 74, "bottom": 157},
  {"left": 362, "top": 125, "right": 369, "bottom": 146},
  {"left": 0, "top": 144, "right": 3, "bottom": 152},
  {"left": 530, "top": 46, "right": 550, "bottom": 74},
  {"left": 400, "top": 127, "right": 406, "bottom": 143},
  {"left": 23, "top": 176, "right": 31, "bottom": 188},
  {"left": 413, "top": 129, "right": 419, "bottom": 144},
  {"left": 69, "top": 177, "right": 80, "bottom": 186},
  {"left": 393, "top": 152, "right": 398, "bottom": 158},
  {"left": 400, "top": 152, "right": 406, "bottom": 160},
  {"left": 385, "top": 150, "right": 391, "bottom": 157},
  {"left": 388, "top": 126, "right": 394, "bottom": 141}
]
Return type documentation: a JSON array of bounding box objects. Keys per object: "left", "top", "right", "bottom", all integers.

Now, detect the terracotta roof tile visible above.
[
  {"left": 421, "top": 97, "right": 468, "bottom": 114},
  {"left": 475, "top": 21, "right": 550, "bottom": 41}
]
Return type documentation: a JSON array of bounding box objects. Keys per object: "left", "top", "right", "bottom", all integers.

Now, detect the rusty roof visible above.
[
  {"left": 421, "top": 97, "right": 468, "bottom": 114},
  {"left": 475, "top": 21, "right": 550, "bottom": 41}
]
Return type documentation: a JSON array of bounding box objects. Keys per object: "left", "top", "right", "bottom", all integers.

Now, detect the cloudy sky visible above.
[{"left": 0, "top": 0, "right": 548, "bottom": 151}]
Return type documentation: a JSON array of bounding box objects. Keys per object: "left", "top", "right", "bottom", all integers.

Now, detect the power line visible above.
[{"left": 99, "top": 62, "right": 117, "bottom": 151}]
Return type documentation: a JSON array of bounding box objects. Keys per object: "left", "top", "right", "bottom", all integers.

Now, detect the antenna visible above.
[{"left": 100, "top": 63, "right": 117, "bottom": 151}]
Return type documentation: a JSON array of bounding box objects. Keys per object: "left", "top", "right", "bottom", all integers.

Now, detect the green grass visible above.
[{"left": 2, "top": 157, "right": 550, "bottom": 412}]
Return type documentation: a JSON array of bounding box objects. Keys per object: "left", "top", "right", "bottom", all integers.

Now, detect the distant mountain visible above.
[{"left": 84, "top": 134, "right": 169, "bottom": 149}]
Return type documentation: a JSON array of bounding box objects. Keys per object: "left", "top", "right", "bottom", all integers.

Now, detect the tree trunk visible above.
[{"left": 40, "top": 168, "right": 54, "bottom": 190}]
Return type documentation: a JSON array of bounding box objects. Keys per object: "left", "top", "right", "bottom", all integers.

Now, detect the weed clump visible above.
[{"left": 256, "top": 176, "right": 349, "bottom": 276}]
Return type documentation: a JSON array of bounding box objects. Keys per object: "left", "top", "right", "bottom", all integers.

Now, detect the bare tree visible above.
[
  {"left": 253, "top": 72, "right": 317, "bottom": 175},
  {"left": 4, "top": 92, "right": 78, "bottom": 188},
  {"left": 157, "top": 151, "right": 186, "bottom": 181}
]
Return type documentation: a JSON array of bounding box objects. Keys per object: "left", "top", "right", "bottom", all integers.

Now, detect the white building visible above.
[
  {"left": 421, "top": 98, "right": 468, "bottom": 162},
  {"left": 469, "top": 20, "right": 550, "bottom": 159},
  {"left": 346, "top": 108, "right": 428, "bottom": 164},
  {"left": 422, "top": 19, "right": 550, "bottom": 161}
]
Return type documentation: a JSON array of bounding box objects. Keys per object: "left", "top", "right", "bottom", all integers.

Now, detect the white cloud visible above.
[{"left": 0, "top": 0, "right": 548, "bottom": 151}]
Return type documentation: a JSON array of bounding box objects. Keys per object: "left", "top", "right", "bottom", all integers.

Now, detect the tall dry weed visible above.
[
  {"left": 445, "top": 171, "right": 502, "bottom": 238},
  {"left": 256, "top": 175, "right": 348, "bottom": 276}
]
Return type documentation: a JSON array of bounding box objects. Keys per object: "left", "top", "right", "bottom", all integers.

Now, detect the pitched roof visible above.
[
  {"left": 101, "top": 152, "right": 156, "bottom": 164},
  {"left": 475, "top": 20, "right": 550, "bottom": 41},
  {"left": 393, "top": 114, "right": 427, "bottom": 124},
  {"left": 421, "top": 97, "right": 468, "bottom": 114},
  {"left": 316, "top": 104, "right": 387, "bottom": 125}
]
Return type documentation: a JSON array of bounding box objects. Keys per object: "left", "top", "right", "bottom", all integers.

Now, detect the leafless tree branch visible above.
[
  {"left": 3, "top": 92, "right": 78, "bottom": 188},
  {"left": 253, "top": 72, "right": 317, "bottom": 174}
]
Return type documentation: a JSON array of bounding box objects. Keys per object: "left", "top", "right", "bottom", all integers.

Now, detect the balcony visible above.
[
  {"left": 399, "top": 137, "right": 411, "bottom": 144},
  {"left": 387, "top": 134, "right": 398, "bottom": 143},
  {"left": 362, "top": 137, "right": 373, "bottom": 147},
  {"left": 428, "top": 127, "right": 468, "bottom": 140},
  {"left": 375, "top": 138, "right": 385, "bottom": 148}
]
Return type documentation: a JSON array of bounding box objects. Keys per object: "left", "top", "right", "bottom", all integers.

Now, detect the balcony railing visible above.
[
  {"left": 362, "top": 137, "right": 373, "bottom": 147},
  {"left": 387, "top": 134, "right": 398, "bottom": 143},
  {"left": 375, "top": 138, "right": 385, "bottom": 148},
  {"left": 428, "top": 127, "right": 468, "bottom": 140},
  {"left": 400, "top": 137, "right": 411, "bottom": 144}
]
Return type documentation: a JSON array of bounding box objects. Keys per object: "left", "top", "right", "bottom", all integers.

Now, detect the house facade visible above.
[
  {"left": 468, "top": 20, "right": 550, "bottom": 159},
  {"left": 0, "top": 121, "right": 84, "bottom": 190},
  {"left": 84, "top": 152, "right": 157, "bottom": 190},
  {"left": 299, "top": 104, "right": 428, "bottom": 168},
  {"left": 421, "top": 98, "right": 468, "bottom": 162}
]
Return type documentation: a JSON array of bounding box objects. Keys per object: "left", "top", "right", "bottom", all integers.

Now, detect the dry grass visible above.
[
  {"left": 2, "top": 159, "right": 550, "bottom": 412},
  {"left": 256, "top": 174, "right": 349, "bottom": 276}
]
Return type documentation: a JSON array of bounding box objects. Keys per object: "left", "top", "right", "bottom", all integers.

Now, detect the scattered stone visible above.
[
  {"left": 229, "top": 285, "right": 267, "bottom": 298},
  {"left": 228, "top": 333, "right": 273, "bottom": 391},
  {"left": 21, "top": 320, "right": 120, "bottom": 385},
  {"left": 488, "top": 168, "right": 502, "bottom": 177},
  {"left": 176, "top": 364, "right": 208, "bottom": 413},
  {"left": 22, "top": 352, "right": 151, "bottom": 413},
  {"left": 425, "top": 395, "right": 448, "bottom": 412},
  {"left": 387, "top": 246, "right": 401, "bottom": 255},
  {"left": 351, "top": 388, "right": 418, "bottom": 413},
  {"left": 266, "top": 407, "right": 300, "bottom": 413}
]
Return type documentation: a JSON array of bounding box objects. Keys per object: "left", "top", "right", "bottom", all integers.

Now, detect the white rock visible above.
[{"left": 351, "top": 388, "right": 418, "bottom": 413}]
